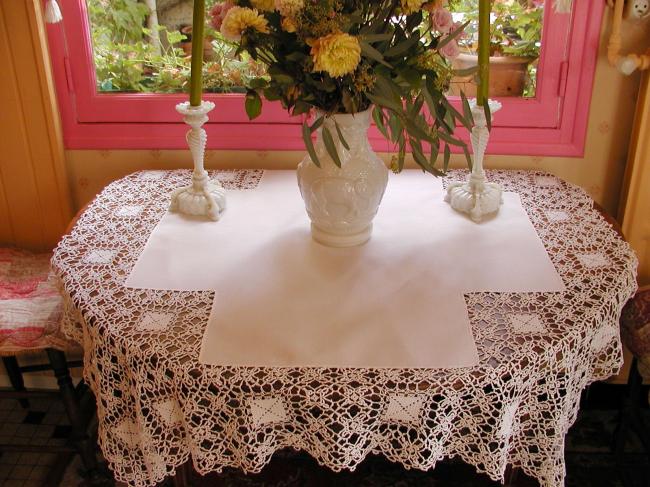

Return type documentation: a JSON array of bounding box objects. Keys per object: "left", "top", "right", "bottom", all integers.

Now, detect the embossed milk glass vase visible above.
[{"left": 297, "top": 108, "right": 389, "bottom": 247}]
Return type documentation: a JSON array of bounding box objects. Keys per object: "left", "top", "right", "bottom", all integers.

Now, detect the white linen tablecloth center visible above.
[{"left": 126, "top": 170, "right": 564, "bottom": 368}]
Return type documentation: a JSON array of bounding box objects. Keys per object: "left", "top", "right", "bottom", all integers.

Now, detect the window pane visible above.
[
  {"left": 86, "top": 0, "right": 266, "bottom": 94},
  {"left": 447, "top": 0, "right": 544, "bottom": 98}
]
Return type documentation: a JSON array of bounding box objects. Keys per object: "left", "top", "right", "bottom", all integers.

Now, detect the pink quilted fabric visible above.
[
  {"left": 0, "top": 248, "right": 73, "bottom": 355},
  {"left": 621, "top": 286, "right": 650, "bottom": 380}
]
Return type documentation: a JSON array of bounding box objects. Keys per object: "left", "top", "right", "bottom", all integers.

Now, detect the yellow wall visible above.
[
  {"left": 0, "top": 0, "right": 72, "bottom": 250},
  {"left": 66, "top": 10, "right": 648, "bottom": 221}
]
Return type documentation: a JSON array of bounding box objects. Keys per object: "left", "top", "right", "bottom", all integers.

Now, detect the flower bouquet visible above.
[{"left": 210, "top": 0, "right": 475, "bottom": 246}]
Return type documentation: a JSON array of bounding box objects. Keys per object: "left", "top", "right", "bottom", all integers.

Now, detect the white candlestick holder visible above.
[
  {"left": 170, "top": 101, "right": 227, "bottom": 221},
  {"left": 445, "top": 99, "right": 503, "bottom": 222}
]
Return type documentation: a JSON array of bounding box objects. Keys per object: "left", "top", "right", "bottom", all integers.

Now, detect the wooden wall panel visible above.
[
  {"left": 0, "top": 1, "right": 72, "bottom": 250},
  {"left": 620, "top": 71, "right": 650, "bottom": 286}
]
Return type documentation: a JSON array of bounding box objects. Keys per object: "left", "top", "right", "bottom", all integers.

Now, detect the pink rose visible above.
[
  {"left": 431, "top": 7, "right": 454, "bottom": 34},
  {"left": 209, "top": 1, "right": 234, "bottom": 31},
  {"left": 439, "top": 37, "right": 460, "bottom": 59}
]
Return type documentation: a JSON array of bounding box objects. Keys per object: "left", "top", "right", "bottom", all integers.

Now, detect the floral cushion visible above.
[
  {"left": 620, "top": 286, "right": 650, "bottom": 380},
  {"left": 0, "top": 248, "right": 74, "bottom": 355}
]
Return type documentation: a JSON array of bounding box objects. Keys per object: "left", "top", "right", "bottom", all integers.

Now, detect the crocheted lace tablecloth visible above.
[{"left": 52, "top": 169, "right": 638, "bottom": 487}]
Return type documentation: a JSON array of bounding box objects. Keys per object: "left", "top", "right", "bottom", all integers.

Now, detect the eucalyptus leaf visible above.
[
  {"left": 460, "top": 92, "right": 474, "bottom": 127},
  {"left": 302, "top": 121, "right": 320, "bottom": 168},
  {"left": 437, "top": 20, "right": 470, "bottom": 50},
  {"left": 360, "top": 41, "right": 393, "bottom": 68},
  {"left": 310, "top": 116, "right": 324, "bottom": 133},
  {"left": 366, "top": 92, "right": 403, "bottom": 114},
  {"left": 443, "top": 144, "right": 451, "bottom": 172},
  {"left": 322, "top": 126, "right": 342, "bottom": 168},
  {"left": 361, "top": 33, "right": 393, "bottom": 43},
  {"left": 334, "top": 120, "right": 350, "bottom": 151},
  {"left": 372, "top": 106, "right": 389, "bottom": 139},
  {"left": 384, "top": 35, "right": 420, "bottom": 59},
  {"left": 484, "top": 102, "right": 492, "bottom": 131}
]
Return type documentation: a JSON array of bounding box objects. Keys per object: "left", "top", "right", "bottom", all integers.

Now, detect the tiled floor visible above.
[{"left": 0, "top": 397, "right": 72, "bottom": 487}]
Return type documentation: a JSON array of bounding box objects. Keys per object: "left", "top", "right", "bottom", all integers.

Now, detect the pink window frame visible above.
[{"left": 47, "top": 0, "right": 603, "bottom": 156}]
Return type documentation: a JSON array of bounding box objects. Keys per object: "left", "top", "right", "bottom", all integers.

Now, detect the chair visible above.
[
  {"left": 0, "top": 247, "right": 101, "bottom": 482},
  {"left": 615, "top": 285, "right": 650, "bottom": 473}
]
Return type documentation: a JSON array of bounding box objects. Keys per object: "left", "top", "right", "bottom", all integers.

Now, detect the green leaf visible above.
[
  {"left": 460, "top": 92, "right": 474, "bottom": 127},
  {"left": 399, "top": 67, "right": 422, "bottom": 89},
  {"left": 244, "top": 91, "right": 262, "bottom": 120},
  {"left": 484, "top": 102, "right": 492, "bottom": 131},
  {"left": 360, "top": 41, "right": 393, "bottom": 68},
  {"left": 268, "top": 65, "right": 294, "bottom": 85},
  {"left": 372, "top": 106, "right": 389, "bottom": 139},
  {"left": 361, "top": 33, "right": 393, "bottom": 43},
  {"left": 443, "top": 144, "right": 451, "bottom": 172},
  {"left": 443, "top": 98, "right": 472, "bottom": 132},
  {"left": 334, "top": 121, "right": 350, "bottom": 151},
  {"left": 404, "top": 118, "right": 436, "bottom": 145},
  {"left": 366, "top": 92, "right": 403, "bottom": 114},
  {"left": 437, "top": 20, "right": 470, "bottom": 50},
  {"left": 384, "top": 35, "right": 420, "bottom": 59},
  {"left": 310, "top": 116, "right": 324, "bottom": 133},
  {"left": 388, "top": 113, "right": 403, "bottom": 144},
  {"left": 249, "top": 77, "right": 268, "bottom": 90},
  {"left": 292, "top": 100, "right": 311, "bottom": 116},
  {"left": 398, "top": 136, "right": 406, "bottom": 172},
  {"left": 302, "top": 121, "right": 320, "bottom": 168},
  {"left": 453, "top": 66, "right": 479, "bottom": 77},
  {"left": 437, "top": 130, "right": 467, "bottom": 147},
  {"left": 322, "top": 126, "right": 342, "bottom": 168}
]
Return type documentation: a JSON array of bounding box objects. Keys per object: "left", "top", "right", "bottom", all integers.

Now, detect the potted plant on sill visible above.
[{"left": 448, "top": 0, "right": 543, "bottom": 97}]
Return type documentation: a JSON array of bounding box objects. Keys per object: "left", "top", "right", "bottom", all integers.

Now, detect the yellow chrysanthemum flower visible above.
[
  {"left": 281, "top": 16, "right": 298, "bottom": 33},
  {"left": 400, "top": 0, "right": 427, "bottom": 15},
  {"left": 275, "top": 0, "right": 304, "bottom": 17},
  {"left": 221, "top": 7, "right": 270, "bottom": 41},
  {"left": 250, "top": 0, "right": 275, "bottom": 12},
  {"left": 311, "top": 32, "right": 361, "bottom": 78}
]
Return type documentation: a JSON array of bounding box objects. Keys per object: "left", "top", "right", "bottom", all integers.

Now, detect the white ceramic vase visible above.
[{"left": 297, "top": 109, "right": 389, "bottom": 247}]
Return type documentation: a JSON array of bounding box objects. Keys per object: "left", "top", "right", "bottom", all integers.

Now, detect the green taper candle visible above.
[
  {"left": 477, "top": 0, "right": 490, "bottom": 107},
  {"left": 189, "top": 0, "right": 206, "bottom": 107}
]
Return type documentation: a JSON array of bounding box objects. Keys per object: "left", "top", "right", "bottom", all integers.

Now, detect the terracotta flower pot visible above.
[
  {"left": 179, "top": 26, "right": 215, "bottom": 61},
  {"left": 449, "top": 53, "right": 535, "bottom": 97}
]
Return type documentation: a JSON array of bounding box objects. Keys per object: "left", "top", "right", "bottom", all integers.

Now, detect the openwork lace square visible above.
[
  {"left": 509, "top": 313, "right": 545, "bottom": 334},
  {"left": 115, "top": 205, "right": 144, "bottom": 218},
  {"left": 138, "top": 171, "right": 167, "bottom": 181},
  {"left": 83, "top": 249, "right": 117, "bottom": 265},
  {"left": 534, "top": 175, "right": 561, "bottom": 188},
  {"left": 115, "top": 419, "right": 141, "bottom": 449},
  {"left": 546, "top": 210, "right": 569, "bottom": 222},
  {"left": 137, "top": 312, "right": 174, "bottom": 332},
  {"left": 153, "top": 399, "right": 183, "bottom": 426},
  {"left": 577, "top": 252, "right": 610, "bottom": 269},
  {"left": 590, "top": 327, "right": 619, "bottom": 352},
  {"left": 248, "top": 397, "right": 289, "bottom": 428},
  {"left": 383, "top": 395, "right": 424, "bottom": 424}
]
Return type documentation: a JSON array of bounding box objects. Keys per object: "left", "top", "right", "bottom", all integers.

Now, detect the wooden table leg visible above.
[
  {"left": 504, "top": 465, "right": 520, "bottom": 486},
  {"left": 172, "top": 461, "right": 191, "bottom": 487}
]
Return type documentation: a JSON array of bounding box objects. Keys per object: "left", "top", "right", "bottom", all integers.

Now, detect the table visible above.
[{"left": 52, "top": 169, "right": 638, "bottom": 487}]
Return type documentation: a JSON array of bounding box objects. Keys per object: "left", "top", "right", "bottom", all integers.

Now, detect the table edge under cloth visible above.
[{"left": 51, "top": 169, "right": 639, "bottom": 487}]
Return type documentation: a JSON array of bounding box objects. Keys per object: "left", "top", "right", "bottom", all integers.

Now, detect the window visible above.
[{"left": 47, "top": 0, "right": 603, "bottom": 155}]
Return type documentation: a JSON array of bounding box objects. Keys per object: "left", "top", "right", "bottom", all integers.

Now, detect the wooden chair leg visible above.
[
  {"left": 2, "top": 355, "right": 29, "bottom": 409},
  {"left": 46, "top": 349, "right": 100, "bottom": 478}
]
